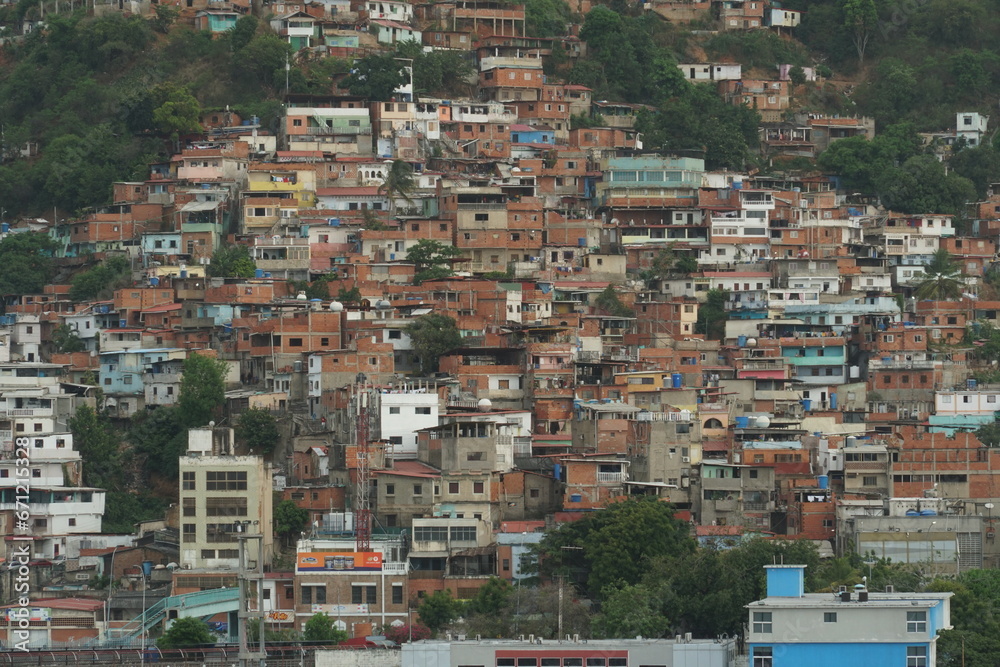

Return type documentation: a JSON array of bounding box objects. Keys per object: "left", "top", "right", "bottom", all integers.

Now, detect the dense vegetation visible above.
[{"left": 5, "top": 0, "right": 1000, "bottom": 215}]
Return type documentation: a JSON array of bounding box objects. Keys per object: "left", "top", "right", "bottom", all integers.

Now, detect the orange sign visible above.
[{"left": 296, "top": 551, "right": 382, "bottom": 572}]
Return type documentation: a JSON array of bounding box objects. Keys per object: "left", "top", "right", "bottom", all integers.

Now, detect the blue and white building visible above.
[{"left": 748, "top": 564, "right": 952, "bottom": 667}]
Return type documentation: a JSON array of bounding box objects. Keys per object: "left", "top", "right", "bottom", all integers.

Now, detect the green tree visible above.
[
  {"left": 274, "top": 499, "right": 310, "bottom": 547},
  {"left": 695, "top": 289, "right": 729, "bottom": 340},
  {"left": 532, "top": 497, "right": 694, "bottom": 599},
  {"left": 69, "top": 404, "right": 122, "bottom": 488},
  {"left": 69, "top": 255, "right": 131, "bottom": 302},
  {"left": 130, "top": 406, "right": 187, "bottom": 481},
  {"left": 337, "top": 287, "right": 362, "bottom": 303},
  {"left": 405, "top": 239, "right": 463, "bottom": 284},
  {"left": 237, "top": 34, "right": 293, "bottom": 90},
  {"left": 975, "top": 422, "right": 1000, "bottom": 447},
  {"left": 149, "top": 4, "right": 179, "bottom": 33},
  {"left": 380, "top": 159, "right": 416, "bottom": 216},
  {"left": 207, "top": 245, "right": 257, "bottom": 278},
  {"left": 157, "top": 617, "right": 215, "bottom": 649},
  {"left": 235, "top": 407, "right": 280, "bottom": 456},
  {"left": 594, "top": 285, "right": 633, "bottom": 317},
  {"left": 788, "top": 65, "right": 807, "bottom": 87},
  {"left": 341, "top": 53, "right": 407, "bottom": 101},
  {"left": 418, "top": 590, "right": 463, "bottom": 635},
  {"left": 152, "top": 84, "right": 202, "bottom": 137},
  {"left": 0, "top": 233, "right": 57, "bottom": 296},
  {"left": 466, "top": 577, "right": 511, "bottom": 616},
  {"left": 303, "top": 613, "right": 349, "bottom": 642},
  {"left": 913, "top": 249, "right": 963, "bottom": 301},
  {"left": 843, "top": 0, "right": 878, "bottom": 64},
  {"left": 524, "top": 0, "right": 570, "bottom": 37},
  {"left": 52, "top": 324, "right": 86, "bottom": 354},
  {"left": 950, "top": 144, "right": 1000, "bottom": 198},
  {"left": 876, "top": 155, "right": 976, "bottom": 215},
  {"left": 178, "top": 353, "right": 228, "bottom": 428},
  {"left": 592, "top": 583, "right": 670, "bottom": 639},
  {"left": 405, "top": 314, "right": 463, "bottom": 374},
  {"left": 227, "top": 15, "right": 259, "bottom": 52}
]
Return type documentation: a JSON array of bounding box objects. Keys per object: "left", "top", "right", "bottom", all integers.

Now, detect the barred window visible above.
[{"left": 206, "top": 523, "right": 239, "bottom": 543}]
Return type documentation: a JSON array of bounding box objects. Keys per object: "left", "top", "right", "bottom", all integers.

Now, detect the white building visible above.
[
  {"left": 957, "top": 112, "right": 989, "bottom": 146},
  {"left": 380, "top": 388, "right": 440, "bottom": 459}
]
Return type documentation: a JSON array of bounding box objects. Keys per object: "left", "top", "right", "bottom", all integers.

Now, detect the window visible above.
[
  {"left": 352, "top": 585, "right": 376, "bottom": 605},
  {"left": 450, "top": 526, "right": 477, "bottom": 541},
  {"left": 392, "top": 584, "right": 404, "bottom": 605},
  {"left": 182, "top": 472, "right": 196, "bottom": 490},
  {"left": 206, "top": 471, "right": 247, "bottom": 491},
  {"left": 449, "top": 482, "right": 459, "bottom": 494},
  {"left": 182, "top": 524, "right": 196, "bottom": 542},
  {"left": 389, "top": 407, "right": 400, "bottom": 414},
  {"left": 753, "top": 647, "right": 773, "bottom": 667},
  {"left": 907, "top": 611, "right": 927, "bottom": 633},
  {"left": 907, "top": 646, "right": 927, "bottom": 667},
  {"left": 752, "top": 611, "right": 772, "bottom": 633},
  {"left": 206, "top": 523, "right": 239, "bottom": 543},
  {"left": 415, "top": 407, "right": 431, "bottom": 415},
  {"left": 824, "top": 612, "right": 837, "bottom": 622},
  {"left": 206, "top": 497, "right": 248, "bottom": 517},
  {"left": 413, "top": 526, "right": 447, "bottom": 541},
  {"left": 183, "top": 498, "right": 196, "bottom": 517},
  {"left": 68, "top": 518, "right": 76, "bottom": 527},
  {"left": 302, "top": 585, "right": 326, "bottom": 604},
  {"left": 862, "top": 476, "right": 879, "bottom": 487},
  {"left": 385, "top": 483, "right": 395, "bottom": 496},
  {"left": 413, "top": 484, "right": 423, "bottom": 496},
  {"left": 473, "top": 481, "right": 484, "bottom": 494}
]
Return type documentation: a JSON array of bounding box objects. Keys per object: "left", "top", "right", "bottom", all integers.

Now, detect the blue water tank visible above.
[
  {"left": 553, "top": 464, "right": 562, "bottom": 482},
  {"left": 255, "top": 269, "right": 264, "bottom": 278},
  {"left": 802, "top": 398, "right": 812, "bottom": 412},
  {"left": 264, "top": 272, "right": 272, "bottom": 279},
  {"left": 738, "top": 335, "right": 748, "bottom": 347},
  {"left": 569, "top": 493, "right": 582, "bottom": 503},
  {"left": 906, "top": 510, "right": 920, "bottom": 516},
  {"left": 921, "top": 509, "right": 937, "bottom": 516},
  {"left": 180, "top": 269, "right": 188, "bottom": 278},
  {"left": 141, "top": 561, "right": 153, "bottom": 577},
  {"left": 735, "top": 416, "right": 750, "bottom": 429},
  {"left": 818, "top": 475, "right": 828, "bottom": 490},
  {"left": 968, "top": 378, "right": 978, "bottom": 390},
  {"left": 149, "top": 277, "right": 159, "bottom": 287},
  {"left": 671, "top": 373, "right": 682, "bottom": 389},
  {"left": 1, "top": 223, "right": 9, "bottom": 233},
  {"left": 578, "top": 237, "right": 587, "bottom": 247},
  {"left": 830, "top": 393, "right": 838, "bottom": 410}
]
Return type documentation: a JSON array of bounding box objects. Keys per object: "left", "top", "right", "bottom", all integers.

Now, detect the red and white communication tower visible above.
[{"left": 353, "top": 375, "right": 376, "bottom": 552}]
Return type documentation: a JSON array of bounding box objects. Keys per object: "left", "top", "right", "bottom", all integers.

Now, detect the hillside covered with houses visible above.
[{"left": 6, "top": 0, "right": 1000, "bottom": 662}]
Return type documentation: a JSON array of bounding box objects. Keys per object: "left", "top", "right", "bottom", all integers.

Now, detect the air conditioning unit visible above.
[{"left": 682, "top": 456, "right": 691, "bottom": 463}]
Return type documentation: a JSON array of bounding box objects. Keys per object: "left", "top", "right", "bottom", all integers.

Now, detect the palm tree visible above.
[
  {"left": 914, "top": 249, "right": 963, "bottom": 301},
  {"left": 379, "top": 159, "right": 415, "bottom": 217}
]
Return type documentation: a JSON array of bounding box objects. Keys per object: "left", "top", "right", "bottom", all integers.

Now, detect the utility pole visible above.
[{"left": 237, "top": 525, "right": 266, "bottom": 667}]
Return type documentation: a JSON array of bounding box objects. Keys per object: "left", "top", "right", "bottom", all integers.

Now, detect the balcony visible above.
[
  {"left": 597, "top": 471, "right": 627, "bottom": 483},
  {"left": 457, "top": 202, "right": 507, "bottom": 211},
  {"left": 303, "top": 125, "right": 372, "bottom": 136}
]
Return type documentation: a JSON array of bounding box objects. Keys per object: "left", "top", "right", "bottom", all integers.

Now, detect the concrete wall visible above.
[{"left": 316, "top": 649, "right": 402, "bottom": 667}]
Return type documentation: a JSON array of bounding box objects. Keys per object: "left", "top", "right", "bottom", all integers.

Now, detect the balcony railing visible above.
[
  {"left": 597, "top": 471, "right": 627, "bottom": 483},
  {"left": 303, "top": 125, "right": 372, "bottom": 136}
]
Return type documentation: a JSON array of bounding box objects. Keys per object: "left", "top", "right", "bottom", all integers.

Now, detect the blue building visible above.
[{"left": 748, "top": 564, "right": 952, "bottom": 667}]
